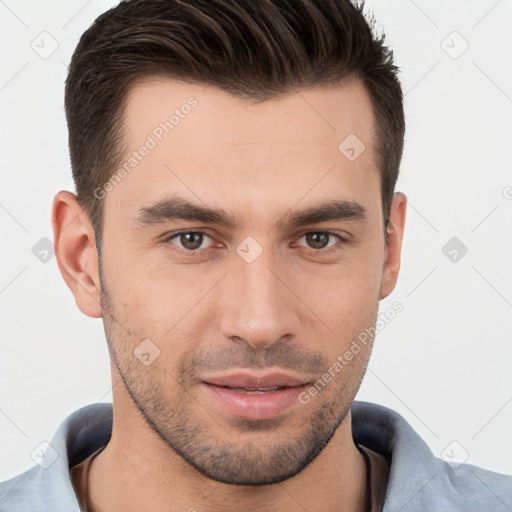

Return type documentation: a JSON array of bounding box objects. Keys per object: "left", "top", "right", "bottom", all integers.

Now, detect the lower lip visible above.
[{"left": 202, "top": 383, "right": 308, "bottom": 420}]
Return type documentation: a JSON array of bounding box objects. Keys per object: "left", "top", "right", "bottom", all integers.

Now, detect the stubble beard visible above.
[{"left": 99, "top": 281, "right": 374, "bottom": 486}]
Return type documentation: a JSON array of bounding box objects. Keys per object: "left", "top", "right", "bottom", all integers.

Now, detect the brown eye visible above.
[
  {"left": 305, "top": 232, "right": 330, "bottom": 249},
  {"left": 169, "top": 232, "right": 213, "bottom": 251},
  {"left": 180, "top": 232, "right": 203, "bottom": 250},
  {"left": 298, "top": 232, "right": 340, "bottom": 251}
]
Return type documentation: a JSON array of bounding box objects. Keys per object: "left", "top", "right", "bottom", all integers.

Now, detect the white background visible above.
[{"left": 1, "top": 0, "right": 511, "bottom": 483}]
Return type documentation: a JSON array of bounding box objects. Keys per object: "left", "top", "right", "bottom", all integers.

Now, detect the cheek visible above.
[
  {"left": 101, "top": 245, "right": 179, "bottom": 325},
  {"left": 102, "top": 261, "right": 214, "bottom": 369},
  {"left": 293, "top": 252, "right": 382, "bottom": 349}
]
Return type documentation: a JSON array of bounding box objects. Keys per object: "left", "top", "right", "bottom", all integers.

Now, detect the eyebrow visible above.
[{"left": 134, "top": 196, "right": 367, "bottom": 230}]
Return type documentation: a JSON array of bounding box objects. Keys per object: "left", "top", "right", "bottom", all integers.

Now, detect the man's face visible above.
[{"left": 99, "top": 77, "right": 390, "bottom": 485}]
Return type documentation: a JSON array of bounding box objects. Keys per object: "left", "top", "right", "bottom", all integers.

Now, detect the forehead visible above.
[
  {"left": 105, "top": 76, "right": 380, "bottom": 225},
  {"left": 122, "top": 76, "right": 376, "bottom": 154}
]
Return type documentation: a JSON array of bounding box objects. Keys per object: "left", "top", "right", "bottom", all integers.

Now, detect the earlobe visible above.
[
  {"left": 379, "top": 192, "right": 407, "bottom": 300},
  {"left": 52, "top": 191, "right": 103, "bottom": 318}
]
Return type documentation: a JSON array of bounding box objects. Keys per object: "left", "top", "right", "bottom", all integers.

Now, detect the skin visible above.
[{"left": 52, "top": 76, "right": 406, "bottom": 512}]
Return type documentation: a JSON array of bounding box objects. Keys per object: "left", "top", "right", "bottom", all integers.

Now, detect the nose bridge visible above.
[{"left": 218, "top": 245, "right": 298, "bottom": 349}]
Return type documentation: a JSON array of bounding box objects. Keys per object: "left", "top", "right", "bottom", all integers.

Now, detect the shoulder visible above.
[
  {"left": 0, "top": 403, "right": 113, "bottom": 511},
  {"left": 351, "top": 401, "right": 512, "bottom": 511}
]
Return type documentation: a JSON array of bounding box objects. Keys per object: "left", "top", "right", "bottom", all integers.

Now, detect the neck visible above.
[{"left": 88, "top": 386, "right": 368, "bottom": 512}]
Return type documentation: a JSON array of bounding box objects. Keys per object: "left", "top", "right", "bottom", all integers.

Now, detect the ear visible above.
[
  {"left": 52, "top": 191, "right": 102, "bottom": 318},
  {"left": 380, "top": 192, "right": 407, "bottom": 300}
]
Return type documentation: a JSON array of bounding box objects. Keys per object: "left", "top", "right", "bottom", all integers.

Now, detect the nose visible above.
[{"left": 218, "top": 248, "right": 300, "bottom": 350}]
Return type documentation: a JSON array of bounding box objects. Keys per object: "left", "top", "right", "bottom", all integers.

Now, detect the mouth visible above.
[
  {"left": 213, "top": 385, "right": 289, "bottom": 394},
  {"left": 201, "top": 372, "right": 310, "bottom": 420},
  {"left": 202, "top": 372, "right": 308, "bottom": 389}
]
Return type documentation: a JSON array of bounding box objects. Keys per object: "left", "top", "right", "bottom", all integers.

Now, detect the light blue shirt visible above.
[{"left": 1, "top": 401, "right": 511, "bottom": 511}]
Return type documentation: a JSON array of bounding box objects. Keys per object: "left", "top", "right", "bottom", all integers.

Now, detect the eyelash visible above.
[{"left": 163, "top": 231, "right": 346, "bottom": 258}]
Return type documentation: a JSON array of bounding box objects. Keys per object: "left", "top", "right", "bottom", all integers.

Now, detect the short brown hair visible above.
[{"left": 65, "top": 0, "right": 405, "bottom": 241}]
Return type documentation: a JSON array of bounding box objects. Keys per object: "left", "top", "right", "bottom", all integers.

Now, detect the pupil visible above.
[
  {"left": 181, "top": 232, "right": 203, "bottom": 250},
  {"left": 306, "top": 232, "right": 328, "bottom": 249}
]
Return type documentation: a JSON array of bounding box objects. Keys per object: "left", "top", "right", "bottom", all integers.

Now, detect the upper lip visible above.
[{"left": 202, "top": 372, "right": 310, "bottom": 389}]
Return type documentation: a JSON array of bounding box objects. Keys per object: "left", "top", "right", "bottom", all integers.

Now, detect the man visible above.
[{"left": 1, "top": 0, "right": 510, "bottom": 510}]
